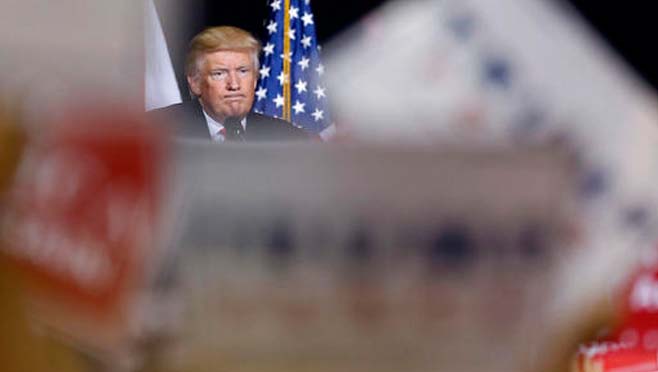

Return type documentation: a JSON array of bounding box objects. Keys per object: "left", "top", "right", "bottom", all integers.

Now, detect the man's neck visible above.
[{"left": 197, "top": 102, "right": 246, "bottom": 125}]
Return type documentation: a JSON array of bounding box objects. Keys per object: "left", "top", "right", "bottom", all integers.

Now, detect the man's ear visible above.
[{"left": 187, "top": 75, "right": 201, "bottom": 97}]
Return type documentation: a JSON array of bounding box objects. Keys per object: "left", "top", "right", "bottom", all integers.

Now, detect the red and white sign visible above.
[
  {"left": 576, "top": 250, "right": 658, "bottom": 372},
  {"left": 1, "top": 107, "right": 168, "bottom": 320},
  {"left": 577, "top": 342, "right": 658, "bottom": 372}
]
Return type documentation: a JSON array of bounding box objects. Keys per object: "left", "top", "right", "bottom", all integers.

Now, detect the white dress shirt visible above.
[{"left": 202, "top": 110, "right": 247, "bottom": 143}]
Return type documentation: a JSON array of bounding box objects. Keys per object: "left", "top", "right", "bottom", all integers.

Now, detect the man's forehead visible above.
[{"left": 203, "top": 49, "right": 252, "bottom": 62}]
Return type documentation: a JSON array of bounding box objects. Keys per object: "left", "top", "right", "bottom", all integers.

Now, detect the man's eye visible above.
[{"left": 210, "top": 71, "right": 225, "bottom": 79}]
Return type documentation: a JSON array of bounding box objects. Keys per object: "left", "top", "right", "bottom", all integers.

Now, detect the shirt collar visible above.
[{"left": 201, "top": 109, "right": 247, "bottom": 142}]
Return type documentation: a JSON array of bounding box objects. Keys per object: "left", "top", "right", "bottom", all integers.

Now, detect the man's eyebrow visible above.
[{"left": 209, "top": 66, "right": 250, "bottom": 71}]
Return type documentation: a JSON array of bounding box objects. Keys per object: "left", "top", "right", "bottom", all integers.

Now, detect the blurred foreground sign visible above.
[
  {"left": 159, "top": 142, "right": 581, "bottom": 372},
  {"left": 575, "top": 250, "right": 658, "bottom": 372},
  {"left": 0, "top": 108, "right": 167, "bottom": 352}
]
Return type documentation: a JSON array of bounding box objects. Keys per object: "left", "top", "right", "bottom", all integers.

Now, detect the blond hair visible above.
[{"left": 185, "top": 26, "right": 261, "bottom": 77}]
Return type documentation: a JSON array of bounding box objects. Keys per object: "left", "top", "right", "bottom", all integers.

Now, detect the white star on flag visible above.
[
  {"left": 289, "top": 6, "right": 299, "bottom": 19},
  {"left": 295, "top": 79, "right": 308, "bottom": 94},
  {"left": 277, "top": 71, "right": 289, "bottom": 86},
  {"left": 273, "top": 94, "right": 285, "bottom": 108},
  {"left": 293, "top": 100, "right": 306, "bottom": 114},
  {"left": 301, "top": 12, "right": 314, "bottom": 26},
  {"left": 314, "top": 86, "right": 326, "bottom": 99},
  {"left": 256, "top": 87, "right": 268, "bottom": 101},
  {"left": 301, "top": 35, "right": 312, "bottom": 49},
  {"left": 260, "top": 66, "right": 271, "bottom": 78},
  {"left": 267, "top": 21, "right": 278, "bottom": 34},
  {"left": 312, "top": 108, "right": 324, "bottom": 122},
  {"left": 270, "top": 0, "right": 281, "bottom": 11},
  {"left": 288, "top": 28, "right": 296, "bottom": 40},
  {"left": 316, "top": 64, "right": 325, "bottom": 76},
  {"left": 298, "top": 57, "right": 310, "bottom": 70},
  {"left": 263, "top": 43, "right": 275, "bottom": 56}
]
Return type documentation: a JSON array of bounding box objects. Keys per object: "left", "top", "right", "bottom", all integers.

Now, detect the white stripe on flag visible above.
[{"left": 145, "top": 0, "right": 181, "bottom": 111}]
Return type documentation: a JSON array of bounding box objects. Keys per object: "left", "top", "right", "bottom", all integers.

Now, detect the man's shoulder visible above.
[
  {"left": 150, "top": 102, "right": 197, "bottom": 118},
  {"left": 149, "top": 101, "right": 208, "bottom": 139},
  {"left": 248, "top": 112, "right": 294, "bottom": 127},
  {"left": 246, "top": 113, "right": 311, "bottom": 141}
]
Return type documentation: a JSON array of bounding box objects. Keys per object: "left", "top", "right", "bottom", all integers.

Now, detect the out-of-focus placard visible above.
[
  {"left": 156, "top": 142, "right": 580, "bottom": 372},
  {"left": 0, "top": 108, "right": 168, "bottom": 356},
  {"left": 0, "top": 0, "right": 143, "bottom": 116}
]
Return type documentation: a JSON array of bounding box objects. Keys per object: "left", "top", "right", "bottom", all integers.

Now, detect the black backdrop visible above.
[
  {"left": 156, "top": 0, "right": 657, "bottom": 99},
  {"left": 568, "top": 0, "right": 657, "bottom": 91}
]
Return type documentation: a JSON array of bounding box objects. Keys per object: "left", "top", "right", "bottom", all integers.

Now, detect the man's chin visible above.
[
  {"left": 222, "top": 110, "right": 248, "bottom": 120},
  {"left": 224, "top": 104, "right": 250, "bottom": 116}
]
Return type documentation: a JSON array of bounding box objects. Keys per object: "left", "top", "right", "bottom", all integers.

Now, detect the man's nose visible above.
[{"left": 226, "top": 72, "right": 240, "bottom": 90}]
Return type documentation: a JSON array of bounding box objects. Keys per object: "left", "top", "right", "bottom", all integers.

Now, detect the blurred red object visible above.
[
  {"left": 576, "top": 342, "right": 658, "bottom": 372},
  {"left": 575, "top": 249, "right": 658, "bottom": 372},
  {"left": 0, "top": 106, "right": 169, "bottom": 352}
]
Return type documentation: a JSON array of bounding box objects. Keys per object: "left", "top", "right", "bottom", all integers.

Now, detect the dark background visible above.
[
  {"left": 156, "top": 0, "right": 657, "bottom": 97},
  {"left": 567, "top": 1, "right": 656, "bottom": 91}
]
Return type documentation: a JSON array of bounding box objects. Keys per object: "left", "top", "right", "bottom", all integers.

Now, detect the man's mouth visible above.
[{"left": 224, "top": 95, "right": 245, "bottom": 101}]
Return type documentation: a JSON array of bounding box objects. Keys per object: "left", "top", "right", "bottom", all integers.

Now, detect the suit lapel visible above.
[{"left": 182, "top": 100, "right": 212, "bottom": 140}]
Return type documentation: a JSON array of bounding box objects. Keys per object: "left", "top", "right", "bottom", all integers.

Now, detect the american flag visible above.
[{"left": 253, "top": 0, "right": 334, "bottom": 139}]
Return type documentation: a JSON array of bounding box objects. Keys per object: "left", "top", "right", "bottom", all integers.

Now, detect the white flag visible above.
[{"left": 145, "top": 0, "right": 181, "bottom": 111}]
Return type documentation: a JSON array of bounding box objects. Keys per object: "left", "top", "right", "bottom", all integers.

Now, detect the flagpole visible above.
[{"left": 282, "top": 0, "right": 292, "bottom": 121}]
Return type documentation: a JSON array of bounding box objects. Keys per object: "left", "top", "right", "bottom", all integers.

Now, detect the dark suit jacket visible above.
[{"left": 150, "top": 100, "right": 310, "bottom": 142}]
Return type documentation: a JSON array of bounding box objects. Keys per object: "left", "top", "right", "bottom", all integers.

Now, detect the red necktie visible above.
[{"left": 216, "top": 127, "right": 226, "bottom": 142}]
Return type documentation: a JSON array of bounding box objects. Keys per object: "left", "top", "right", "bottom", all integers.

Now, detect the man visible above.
[{"left": 152, "top": 26, "right": 308, "bottom": 142}]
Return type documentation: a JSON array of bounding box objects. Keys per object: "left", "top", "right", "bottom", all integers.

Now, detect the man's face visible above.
[{"left": 188, "top": 50, "right": 257, "bottom": 123}]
